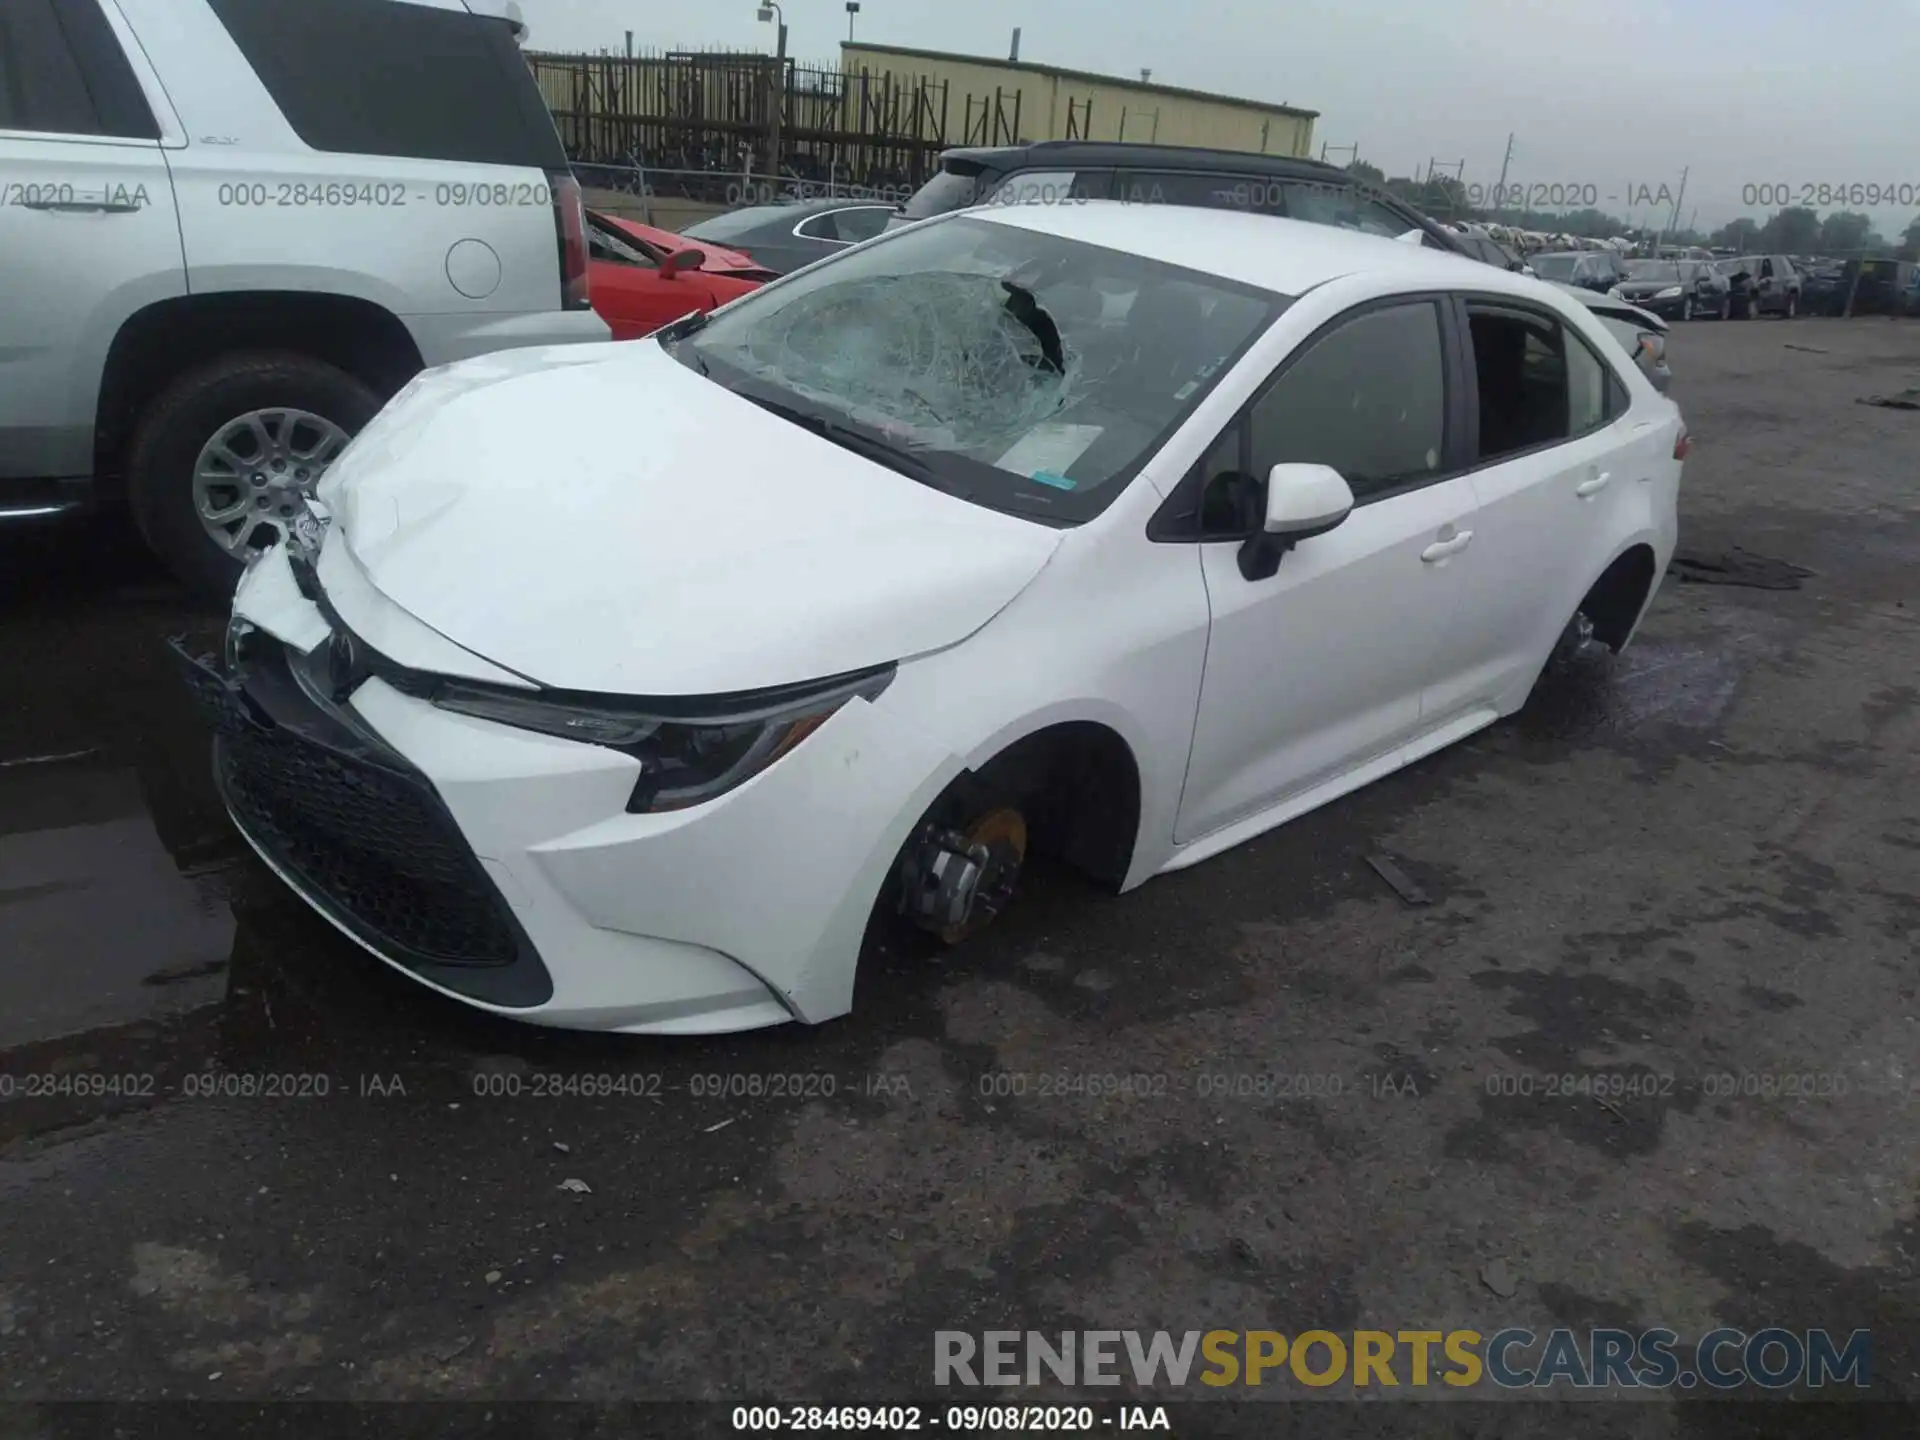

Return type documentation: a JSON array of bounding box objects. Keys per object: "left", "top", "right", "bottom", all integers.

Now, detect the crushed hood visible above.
[{"left": 316, "top": 341, "right": 1063, "bottom": 696}]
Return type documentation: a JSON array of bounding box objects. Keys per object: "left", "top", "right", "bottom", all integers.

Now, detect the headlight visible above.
[
  {"left": 1654, "top": 286, "right": 1683, "bottom": 299},
  {"left": 431, "top": 666, "right": 894, "bottom": 813}
]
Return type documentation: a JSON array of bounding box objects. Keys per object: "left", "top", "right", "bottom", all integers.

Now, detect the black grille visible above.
[
  {"left": 172, "top": 632, "right": 534, "bottom": 982},
  {"left": 217, "top": 726, "right": 520, "bottom": 967}
]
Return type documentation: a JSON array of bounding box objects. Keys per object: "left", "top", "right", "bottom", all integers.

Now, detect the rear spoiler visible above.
[{"left": 461, "top": 0, "right": 527, "bottom": 38}]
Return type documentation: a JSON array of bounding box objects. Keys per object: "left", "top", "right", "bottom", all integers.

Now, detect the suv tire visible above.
[{"left": 127, "top": 352, "right": 382, "bottom": 598}]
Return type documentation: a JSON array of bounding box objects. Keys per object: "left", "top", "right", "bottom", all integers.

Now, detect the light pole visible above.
[
  {"left": 756, "top": 3, "right": 787, "bottom": 176},
  {"left": 845, "top": 1, "right": 859, "bottom": 43}
]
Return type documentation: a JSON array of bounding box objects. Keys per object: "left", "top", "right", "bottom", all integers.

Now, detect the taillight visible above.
[
  {"left": 548, "top": 170, "right": 590, "bottom": 311},
  {"left": 1673, "top": 428, "right": 1691, "bottom": 460}
]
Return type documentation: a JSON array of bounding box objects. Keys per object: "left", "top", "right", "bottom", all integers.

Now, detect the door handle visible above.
[
  {"left": 1420, "top": 530, "right": 1473, "bottom": 563},
  {"left": 1575, "top": 473, "right": 1611, "bottom": 498},
  {"left": 20, "top": 199, "right": 145, "bottom": 214}
]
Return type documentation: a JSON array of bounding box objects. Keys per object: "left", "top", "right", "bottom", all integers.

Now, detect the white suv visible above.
[{"left": 0, "top": 0, "right": 609, "bottom": 594}]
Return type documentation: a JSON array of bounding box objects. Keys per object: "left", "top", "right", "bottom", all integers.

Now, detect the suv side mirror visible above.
[
  {"left": 660, "top": 247, "right": 705, "bottom": 279},
  {"left": 1238, "top": 463, "right": 1355, "bottom": 581}
]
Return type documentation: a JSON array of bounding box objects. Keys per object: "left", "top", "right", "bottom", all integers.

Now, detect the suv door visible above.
[
  {"left": 1172, "top": 297, "right": 1482, "bottom": 844},
  {"left": 0, "top": 0, "right": 184, "bottom": 500},
  {"left": 1443, "top": 297, "right": 1648, "bottom": 714}
]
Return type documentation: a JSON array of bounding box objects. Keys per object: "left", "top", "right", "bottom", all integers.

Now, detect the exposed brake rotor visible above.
[{"left": 898, "top": 807, "right": 1029, "bottom": 946}]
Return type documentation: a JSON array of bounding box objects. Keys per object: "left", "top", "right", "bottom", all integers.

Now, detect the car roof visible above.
[
  {"left": 966, "top": 200, "right": 1547, "bottom": 299},
  {"left": 938, "top": 140, "right": 1354, "bottom": 181}
]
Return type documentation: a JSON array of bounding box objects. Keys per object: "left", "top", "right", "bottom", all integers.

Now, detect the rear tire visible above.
[
  {"left": 1719, "top": 295, "right": 1731, "bottom": 320},
  {"left": 1681, "top": 295, "right": 1694, "bottom": 321},
  {"left": 1784, "top": 291, "right": 1798, "bottom": 318},
  {"left": 127, "top": 352, "right": 382, "bottom": 599}
]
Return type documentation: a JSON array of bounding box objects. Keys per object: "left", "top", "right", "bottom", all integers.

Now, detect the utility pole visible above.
[
  {"left": 1662, "top": 167, "right": 1688, "bottom": 246},
  {"left": 845, "top": 1, "right": 859, "bottom": 43},
  {"left": 1493, "top": 131, "right": 1514, "bottom": 207},
  {"left": 757, "top": 4, "right": 788, "bottom": 177}
]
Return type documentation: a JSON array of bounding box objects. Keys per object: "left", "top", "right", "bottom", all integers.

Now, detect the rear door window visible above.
[
  {"left": 0, "top": 0, "right": 157, "bottom": 138},
  {"left": 1465, "top": 304, "right": 1578, "bottom": 460},
  {"left": 205, "top": 0, "right": 566, "bottom": 168}
]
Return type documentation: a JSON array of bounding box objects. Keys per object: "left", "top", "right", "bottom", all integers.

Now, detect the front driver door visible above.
[{"left": 1174, "top": 297, "right": 1482, "bottom": 845}]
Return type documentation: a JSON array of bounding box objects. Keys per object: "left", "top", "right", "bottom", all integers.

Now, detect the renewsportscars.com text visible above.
[{"left": 934, "top": 1328, "right": 1871, "bottom": 1390}]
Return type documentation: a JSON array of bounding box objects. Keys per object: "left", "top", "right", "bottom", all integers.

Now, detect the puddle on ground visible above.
[
  {"left": 1517, "top": 641, "right": 1745, "bottom": 744},
  {"left": 0, "top": 759, "right": 238, "bottom": 1049}
]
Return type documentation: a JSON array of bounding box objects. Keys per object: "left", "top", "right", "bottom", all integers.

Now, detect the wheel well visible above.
[
  {"left": 945, "top": 722, "right": 1143, "bottom": 888},
  {"left": 1581, "top": 544, "right": 1658, "bottom": 651},
  {"left": 94, "top": 292, "right": 425, "bottom": 494}
]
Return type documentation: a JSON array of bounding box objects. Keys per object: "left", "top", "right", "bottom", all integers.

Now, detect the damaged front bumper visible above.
[{"left": 172, "top": 543, "right": 960, "bottom": 1033}]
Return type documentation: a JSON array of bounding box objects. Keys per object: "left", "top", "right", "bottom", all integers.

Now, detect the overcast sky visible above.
[{"left": 519, "top": 0, "right": 1920, "bottom": 233}]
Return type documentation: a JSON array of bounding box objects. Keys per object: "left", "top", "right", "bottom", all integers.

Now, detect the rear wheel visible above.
[
  {"left": 1785, "top": 291, "right": 1798, "bottom": 318},
  {"left": 127, "top": 352, "right": 381, "bottom": 598},
  {"left": 1681, "top": 295, "right": 1694, "bottom": 321},
  {"left": 1719, "top": 294, "right": 1732, "bottom": 320}
]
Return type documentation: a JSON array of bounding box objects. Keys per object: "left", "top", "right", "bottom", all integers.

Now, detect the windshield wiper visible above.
[
  {"left": 740, "top": 394, "right": 965, "bottom": 497},
  {"left": 657, "top": 312, "right": 712, "bottom": 374}
]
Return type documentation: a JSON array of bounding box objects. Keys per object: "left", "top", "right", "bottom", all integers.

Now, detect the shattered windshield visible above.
[{"left": 668, "top": 214, "right": 1284, "bottom": 522}]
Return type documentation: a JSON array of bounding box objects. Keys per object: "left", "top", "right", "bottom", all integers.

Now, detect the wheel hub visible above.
[
  {"left": 192, "top": 407, "right": 351, "bottom": 555},
  {"left": 899, "top": 808, "right": 1028, "bottom": 945}
]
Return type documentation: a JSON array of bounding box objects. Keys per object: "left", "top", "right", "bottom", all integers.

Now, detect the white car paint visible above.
[
  {"left": 315, "top": 342, "right": 1064, "bottom": 695},
  {"left": 223, "top": 202, "right": 1683, "bottom": 1034}
]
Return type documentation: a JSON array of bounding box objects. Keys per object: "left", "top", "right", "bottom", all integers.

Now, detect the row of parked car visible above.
[
  {"left": 1526, "top": 250, "right": 1806, "bottom": 321},
  {"left": 3, "top": 0, "right": 1673, "bottom": 595}
]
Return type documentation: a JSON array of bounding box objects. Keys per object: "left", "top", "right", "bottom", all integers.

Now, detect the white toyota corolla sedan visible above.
[{"left": 174, "top": 201, "right": 1684, "bottom": 1035}]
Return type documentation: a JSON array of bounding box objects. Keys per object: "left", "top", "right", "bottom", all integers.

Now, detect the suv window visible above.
[
  {"left": 0, "top": 0, "right": 97, "bottom": 134},
  {"left": 0, "top": 0, "right": 155, "bottom": 138},
  {"left": 1279, "top": 181, "right": 1416, "bottom": 239},
  {"left": 795, "top": 205, "right": 894, "bottom": 242},
  {"left": 1115, "top": 170, "right": 1283, "bottom": 215},
  {"left": 985, "top": 169, "right": 1109, "bottom": 208},
  {"left": 900, "top": 164, "right": 983, "bottom": 220},
  {"left": 1466, "top": 304, "right": 1616, "bottom": 459},
  {"left": 1245, "top": 301, "right": 1447, "bottom": 501},
  {"left": 205, "top": 0, "right": 566, "bottom": 168}
]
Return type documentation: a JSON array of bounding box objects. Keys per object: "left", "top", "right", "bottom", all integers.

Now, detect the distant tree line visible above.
[{"left": 1344, "top": 161, "right": 1920, "bottom": 257}]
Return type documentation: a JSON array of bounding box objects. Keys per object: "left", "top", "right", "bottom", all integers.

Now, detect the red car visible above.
[{"left": 585, "top": 211, "right": 777, "bottom": 340}]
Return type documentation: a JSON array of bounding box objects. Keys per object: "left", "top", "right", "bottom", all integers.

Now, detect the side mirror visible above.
[
  {"left": 660, "top": 247, "right": 705, "bottom": 279},
  {"left": 1238, "top": 463, "right": 1354, "bottom": 581}
]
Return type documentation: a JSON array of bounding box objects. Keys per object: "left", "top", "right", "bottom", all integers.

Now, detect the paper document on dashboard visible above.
[{"left": 997, "top": 424, "right": 1103, "bottom": 478}]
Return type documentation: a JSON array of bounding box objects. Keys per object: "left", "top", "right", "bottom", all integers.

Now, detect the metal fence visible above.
[
  {"left": 571, "top": 161, "right": 919, "bottom": 210},
  {"left": 528, "top": 49, "right": 1008, "bottom": 191}
]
